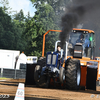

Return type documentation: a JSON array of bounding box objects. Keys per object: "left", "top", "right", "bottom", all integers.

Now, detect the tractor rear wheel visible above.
[
  {"left": 34, "top": 57, "right": 49, "bottom": 88},
  {"left": 65, "top": 59, "right": 81, "bottom": 90},
  {"left": 37, "top": 57, "right": 46, "bottom": 68}
]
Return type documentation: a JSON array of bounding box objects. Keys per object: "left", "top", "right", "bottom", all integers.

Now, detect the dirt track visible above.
[{"left": 0, "top": 79, "right": 100, "bottom": 100}]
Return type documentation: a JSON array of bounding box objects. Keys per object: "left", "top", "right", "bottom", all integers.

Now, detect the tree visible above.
[
  {"left": 0, "top": 7, "right": 14, "bottom": 49},
  {"left": 30, "top": 0, "right": 71, "bottom": 26},
  {"left": 14, "top": 9, "right": 25, "bottom": 22},
  {"left": 23, "top": 0, "right": 72, "bottom": 57},
  {"left": 25, "top": 12, "right": 32, "bottom": 22},
  {"left": 23, "top": 3, "right": 59, "bottom": 57},
  {"left": 12, "top": 19, "right": 27, "bottom": 51},
  {"left": 0, "top": 0, "right": 13, "bottom": 14},
  {"left": 0, "top": 7, "right": 26, "bottom": 52}
]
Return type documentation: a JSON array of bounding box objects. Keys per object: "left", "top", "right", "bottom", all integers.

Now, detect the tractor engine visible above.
[{"left": 42, "top": 52, "right": 60, "bottom": 78}]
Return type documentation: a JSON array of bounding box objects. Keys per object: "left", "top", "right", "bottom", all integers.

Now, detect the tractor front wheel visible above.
[
  {"left": 34, "top": 57, "right": 49, "bottom": 88},
  {"left": 65, "top": 59, "right": 81, "bottom": 90}
]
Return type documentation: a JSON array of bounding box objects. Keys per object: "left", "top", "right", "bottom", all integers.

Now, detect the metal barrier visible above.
[{"left": 0, "top": 68, "right": 26, "bottom": 79}]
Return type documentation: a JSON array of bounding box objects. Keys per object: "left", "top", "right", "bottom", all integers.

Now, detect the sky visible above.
[{"left": 8, "top": 0, "right": 36, "bottom": 17}]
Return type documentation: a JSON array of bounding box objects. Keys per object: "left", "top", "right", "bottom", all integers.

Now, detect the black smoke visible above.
[{"left": 59, "top": 0, "right": 100, "bottom": 49}]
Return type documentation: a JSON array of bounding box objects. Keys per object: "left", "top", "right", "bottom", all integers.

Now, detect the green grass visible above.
[{"left": 0, "top": 77, "right": 11, "bottom": 80}]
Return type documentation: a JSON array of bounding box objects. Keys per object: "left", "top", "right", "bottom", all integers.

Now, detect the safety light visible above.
[
  {"left": 73, "top": 30, "right": 76, "bottom": 33},
  {"left": 89, "top": 37, "right": 93, "bottom": 41}
]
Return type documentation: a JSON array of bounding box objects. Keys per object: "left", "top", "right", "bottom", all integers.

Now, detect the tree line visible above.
[
  {"left": 0, "top": 0, "right": 71, "bottom": 57},
  {"left": 1, "top": 0, "right": 99, "bottom": 57}
]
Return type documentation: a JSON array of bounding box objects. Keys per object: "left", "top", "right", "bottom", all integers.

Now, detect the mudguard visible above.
[
  {"left": 86, "top": 61, "right": 98, "bottom": 91},
  {"left": 25, "top": 64, "right": 37, "bottom": 85}
]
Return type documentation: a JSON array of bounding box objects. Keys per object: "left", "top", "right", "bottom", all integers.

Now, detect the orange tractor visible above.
[{"left": 33, "top": 28, "right": 100, "bottom": 90}]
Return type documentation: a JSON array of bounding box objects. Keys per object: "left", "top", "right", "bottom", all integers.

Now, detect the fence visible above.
[{"left": 0, "top": 68, "right": 26, "bottom": 79}]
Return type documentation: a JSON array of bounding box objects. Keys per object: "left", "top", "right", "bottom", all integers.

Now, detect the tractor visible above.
[{"left": 34, "top": 29, "right": 100, "bottom": 90}]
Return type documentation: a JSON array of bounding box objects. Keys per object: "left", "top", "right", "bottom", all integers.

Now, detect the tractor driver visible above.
[
  {"left": 56, "top": 45, "right": 61, "bottom": 58},
  {"left": 56, "top": 45, "right": 65, "bottom": 66},
  {"left": 76, "top": 34, "right": 84, "bottom": 44}
]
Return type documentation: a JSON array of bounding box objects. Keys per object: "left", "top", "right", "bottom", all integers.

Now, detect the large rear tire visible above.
[
  {"left": 65, "top": 59, "right": 81, "bottom": 90},
  {"left": 34, "top": 57, "right": 49, "bottom": 88},
  {"left": 37, "top": 57, "right": 46, "bottom": 68}
]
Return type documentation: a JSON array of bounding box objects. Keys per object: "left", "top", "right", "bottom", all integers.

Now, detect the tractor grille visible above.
[
  {"left": 47, "top": 54, "right": 51, "bottom": 64},
  {"left": 47, "top": 54, "right": 57, "bottom": 65},
  {"left": 52, "top": 55, "right": 56, "bottom": 65}
]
